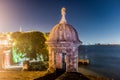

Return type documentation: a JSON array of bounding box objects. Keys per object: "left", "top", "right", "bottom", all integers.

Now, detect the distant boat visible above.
[{"left": 78, "top": 55, "right": 90, "bottom": 65}]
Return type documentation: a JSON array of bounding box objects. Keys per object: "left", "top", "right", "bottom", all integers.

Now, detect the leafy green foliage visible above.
[
  {"left": 12, "top": 47, "right": 24, "bottom": 63},
  {"left": 11, "top": 31, "right": 48, "bottom": 60},
  {"left": 28, "top": 61, "right": 48, "bottom": 71}
]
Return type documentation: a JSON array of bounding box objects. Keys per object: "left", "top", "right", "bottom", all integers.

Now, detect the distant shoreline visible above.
[{"left": 82, "top": 44, "right": 120, "bottom": 46}]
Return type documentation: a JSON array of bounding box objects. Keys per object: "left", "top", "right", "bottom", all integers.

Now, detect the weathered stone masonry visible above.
[{"left": 46, "top": 7, "right": 82, "bottom": 72}]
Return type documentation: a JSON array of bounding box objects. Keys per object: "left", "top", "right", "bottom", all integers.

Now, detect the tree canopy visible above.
[{"left": 11, "top": 31, "right": 48, "bottom": 60}]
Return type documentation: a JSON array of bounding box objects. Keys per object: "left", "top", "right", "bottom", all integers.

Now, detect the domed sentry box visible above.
[{"left": 46, "top": 8, "right": 82, "bottom": 73}]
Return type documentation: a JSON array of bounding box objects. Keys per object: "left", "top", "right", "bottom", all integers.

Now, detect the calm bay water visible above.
[{"left": 78, "top": 45, "right": 120, "bottom": 80}]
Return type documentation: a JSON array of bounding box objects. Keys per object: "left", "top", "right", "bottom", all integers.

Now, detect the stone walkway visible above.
[
  {"left": 35, "top": 69, "right": 89, "bottom": 80},
  {"left": 0, "top": 66, "right": 111, "bottom": 80}
]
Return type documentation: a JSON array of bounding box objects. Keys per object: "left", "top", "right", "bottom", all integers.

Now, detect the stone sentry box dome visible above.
[{"left": 46, "top": 7, "right": 82, "bottom": 73}]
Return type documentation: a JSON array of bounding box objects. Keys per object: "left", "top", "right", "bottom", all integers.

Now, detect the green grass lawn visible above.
[{"left": 0, "top": 71, "right": 47, "bottom": 80}]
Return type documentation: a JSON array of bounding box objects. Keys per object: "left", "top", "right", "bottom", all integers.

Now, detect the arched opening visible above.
[{"left": 61, "top": 52, "right": 66, "bottom": 71}]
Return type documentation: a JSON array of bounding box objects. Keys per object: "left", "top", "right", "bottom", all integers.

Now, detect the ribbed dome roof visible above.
[
  {"left": 47, "top": 8, "right": 81, "bottom": 43},
  {"left": 48, "top": 23, "right": 80, "bottom": 43}
]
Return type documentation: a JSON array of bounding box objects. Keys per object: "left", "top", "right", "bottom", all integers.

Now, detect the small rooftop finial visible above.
[
  {"left": 61, "top": 7, "right": 66, "bottom": 16},
  {"left": 59, "top": 7, "right": 67, "bottom": 24}
]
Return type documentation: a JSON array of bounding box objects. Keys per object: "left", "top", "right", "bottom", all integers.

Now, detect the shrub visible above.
[{"left": 23, "top": 61, "right": 48, "bottom": 71}]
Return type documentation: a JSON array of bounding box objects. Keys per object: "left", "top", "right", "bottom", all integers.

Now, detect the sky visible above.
[{"left": 0, "top": 0, "right": 120, "bottom": 44}]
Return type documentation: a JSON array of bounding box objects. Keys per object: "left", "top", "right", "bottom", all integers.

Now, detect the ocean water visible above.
[{"left": 78, "top": 45, "right": 120, "bottom": 80}]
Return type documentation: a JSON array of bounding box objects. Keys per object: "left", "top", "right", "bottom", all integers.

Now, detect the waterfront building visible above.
[
  {"left": 46, "top": 8, "right": 82, "bottom": 72},
  {"left": 0, "top": 34, "right": 12, "bottom": 69}
]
